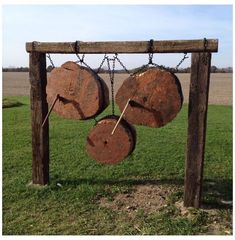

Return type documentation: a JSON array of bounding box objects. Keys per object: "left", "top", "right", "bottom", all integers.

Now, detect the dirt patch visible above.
[
  {"left": 99, "top": 184, "right": 232, "bottom": 235},
  {"left": 174, "top": 201, "right": 232, "bottom": 235},
  {"left": 99, "top": 184, "right": 180, "bottom": 214}
]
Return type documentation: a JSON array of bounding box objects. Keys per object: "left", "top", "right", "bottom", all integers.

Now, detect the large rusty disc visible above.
[
  {"left": 115, "top": 68, "right": 183, "bottom": 127},
  {"left": 86, "top": 115, "right": 136, "bottom": 165},
  {"left": 46, "top": 61, "right": 109, "bottom": 119}
]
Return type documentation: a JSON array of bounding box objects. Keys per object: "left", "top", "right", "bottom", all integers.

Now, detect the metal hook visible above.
[{"left": 148, "top": 39, "right": 154, "bottom": 65}]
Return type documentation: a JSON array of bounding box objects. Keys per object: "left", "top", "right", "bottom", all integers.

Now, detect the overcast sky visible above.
[{"left": 2, "top": 5, "right": 233, "bottom": 68}]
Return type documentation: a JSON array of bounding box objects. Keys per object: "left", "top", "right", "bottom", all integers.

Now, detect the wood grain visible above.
[
  {"left": 30, "top": 52, "right": 49, "bottom": 185},
  {"left": 46, "top": 61, "right": 109, "bottom": 119},
  {"left": 184, "top": 52, "right": 211, "bottom": 208},
  {"left": 115, "top": 68, "right": 183, "bottom": 128},
  {"left": 86, "top": 116, "right": 136, "bottom": 165},
  {"left": 26, "top": 39, "right": 218, "bottom": 53}
]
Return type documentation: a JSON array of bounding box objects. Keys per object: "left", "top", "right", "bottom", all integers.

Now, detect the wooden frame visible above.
[{"left": 26, "top": 39, "right": 218, "bottom": 208}]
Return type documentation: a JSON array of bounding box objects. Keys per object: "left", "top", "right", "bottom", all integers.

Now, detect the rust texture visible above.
[
  {"left": 46, "top": 61, "right": 109, "bottom": 119},
  {"left": 115, "top": 68, "right": 183, "bottom": 127},
  {"left": 86, "top": 115, "right": 136, "bottom": 165}
]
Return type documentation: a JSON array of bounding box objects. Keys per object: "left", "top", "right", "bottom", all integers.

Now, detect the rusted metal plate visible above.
[
  {"left": 86, "top": 115, "right": 136, "bottom": 165},
  {"left": 116, "top": 68, "right": 183, "bottom": 127},
  {"left": 46, "top": 61, "right": 109, "bottom": 119}
]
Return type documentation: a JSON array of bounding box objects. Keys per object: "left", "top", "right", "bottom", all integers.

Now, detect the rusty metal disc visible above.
[
  {"left": 86, "top": 115, "right": 136, "bottom": 165},
  {"left": 46, "top": 61, "right": 109, "bottom": 119},
  {"left": 115, "top": 68, "right": 183, "bottom": 127}
]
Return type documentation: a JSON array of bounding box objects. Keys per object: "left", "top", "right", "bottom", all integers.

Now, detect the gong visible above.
[
  {"left": 115, "top": 68, "right": 183, "bottom": 128},
  {"left": 86, "top": 115, "right": 136, "bottom": 165},
  {"left": 46, "top": 61, "right": 109, "bottom": 119}
]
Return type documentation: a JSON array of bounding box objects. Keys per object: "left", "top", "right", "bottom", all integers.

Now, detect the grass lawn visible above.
[{"left": 2, "top": 96, "right": 232, "bottom": 235}]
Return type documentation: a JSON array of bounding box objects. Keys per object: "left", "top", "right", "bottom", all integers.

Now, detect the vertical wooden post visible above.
[
  {"left": 184, "top": 52, "right": 211, "bottom": 208},
  {"left": 29, "top": 52, "right": 49, "bottom": 185}
]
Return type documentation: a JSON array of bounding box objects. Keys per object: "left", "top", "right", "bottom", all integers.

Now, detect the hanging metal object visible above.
[
  {"left": 106, "top": 55, "right": 116, "bottom": 115},
  {"left": 86, "top": 115, "right": 136, "bottom": 165},
  {"left": 115, "top": 68, "right": 183, "bottom": 128},
  {"left": 86, "top": 55, "right": 136, "bottom": 165},
  {"left": 46, "top": 61, "right": 109, "bottom": 119}
]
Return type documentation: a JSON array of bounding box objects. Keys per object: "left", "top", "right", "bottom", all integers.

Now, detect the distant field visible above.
[{"left": 2, "top": 72, "right": 233, "bottom": 105}]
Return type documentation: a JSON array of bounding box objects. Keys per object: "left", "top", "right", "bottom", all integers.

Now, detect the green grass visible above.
[
  {"left": 3, "top": 96, "right": 232, "bottom": 235},
  {"left": 2, "top": 97, "right": 24, "bottom": 108}
]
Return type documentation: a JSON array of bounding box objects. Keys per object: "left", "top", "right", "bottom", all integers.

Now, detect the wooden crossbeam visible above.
[{"left": 26, "top": 39, "right": 218, "bottom": 54}]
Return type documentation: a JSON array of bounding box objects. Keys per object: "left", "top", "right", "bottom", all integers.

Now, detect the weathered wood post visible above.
[
  {"left": 29, "top": 50, "right": 49, "bottom": 185},
  {"left": 184, "top": 52, "right": 211, "bottom": 207}
]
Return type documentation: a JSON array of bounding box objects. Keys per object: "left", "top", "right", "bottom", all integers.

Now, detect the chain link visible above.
[
  {"left": 75, "top": 53, "right": 96, "bottom": 73},
  {"left": 131, "top": 52, "right": 166, "bottom": 76},
  {"left": 148, "top": 52, "right": 154, "bottom": 65},
  {"left": 114, "top": 54, "right": 130, "bottom": 74},
  {"left": 112, "top": 59, "right": 116, "bottom": 116},
  {"left": 148, "top": 53, "right": 166, "bottom": 69},
  {"left": 147, "top": 39, "right": 154, "bottom": 65},
  {"left": 202, "top": 37, "right": 208, "bottom": 65},
  {"left": 97, "top": 53, "right": 130, "bottom": 115},
  {"left": 46, "top": 53, "right": 55, "bottom": 69},
  {"left": 96, "top": 54, "right": 107, "bottom": 74},
  {"left": 69, "top": 42, "right": 96, "bottom": 74},
  {"left": 175, "top": 52, "right": 189, "bottom": 72},
  {"left": 204, "top": 37, "right": 208, "bottom": 51},
  {"left": 106, "top": 56, "right": 116, "bottom": 115},
  {"left": 75, "top": 53, "right": 85, "bottom": 63}
]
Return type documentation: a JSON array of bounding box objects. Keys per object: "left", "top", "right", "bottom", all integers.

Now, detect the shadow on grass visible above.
[
  {"left": 57, "top": 177, "right": 184, "bottom": 187},
  {"left": 2, "top": 99, "right": 25, "bottom": 108},
  {"left": 56, "top": 177, "right": 232, "bottom": 210},
  {"left": 202, "top": 179, "right": 232, "bottom": 210}
]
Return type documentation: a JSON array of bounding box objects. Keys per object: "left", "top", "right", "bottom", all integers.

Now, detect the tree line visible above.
[{"left": 2, "top": 65, "right": 233, "bottom": 73}]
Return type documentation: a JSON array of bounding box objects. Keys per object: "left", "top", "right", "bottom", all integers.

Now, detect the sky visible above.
[{"left": 2, "top": 4, "right": 233, "bottom": 68}]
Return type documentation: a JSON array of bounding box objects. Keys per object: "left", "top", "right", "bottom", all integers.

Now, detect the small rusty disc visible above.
[
  {"left": 46, "top": 61, "right": 109, "bottom": 119},
  {"left": 115, "top": 68, "right": 183, "bottom": 127},
  {"left": 86, "top": 115, "right": 136, "bottom": 165}
]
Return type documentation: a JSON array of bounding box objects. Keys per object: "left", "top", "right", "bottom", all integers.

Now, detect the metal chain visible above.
[
  {"left": 96, "top": 54, "right": 107, "bottom": 74},
  {"left": 75, "top": 53, "right": 85, "bottom": 63},
  {"left": 148, "top": 52, "right": 154, "bottom": 65},
  {"left": 148, "top": 52, "right": 166, "bottom": 69},
  {"left": 46, "top": 53, "right": 55, "bottom": 69},
  {"left": 75, "top": 53, "right": 95, "bottom": 73},
  {"left": 175, "top": 52, "right": 189, "bottom": 72},
  {"left": 131, "top": 52, "right": 167, "bottom": 76},
  {"left": 114, "top": 54, "right": 131, "bottom": 74},
  {"left": 97, "top": 53, "right": 130, "bottom": 115},
  {"left": 148, "top": 39, "right": 154, "bottom": 65},
  {"left": 69, "top": 42, "right": 96, "bottom": 74},
  {"left": 106, "top": 56, "right": 116, "bottom": 115},
  {"left": 111, "top": 58, "right": 116, "bottom": 116},
  {"left": 203, "top": 37, "right": 208, "bottom": 65}
]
